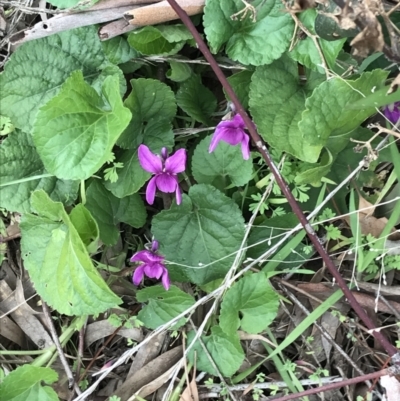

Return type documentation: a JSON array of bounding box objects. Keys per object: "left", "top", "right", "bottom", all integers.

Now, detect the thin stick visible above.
[
  {"left": 164, "top": 0, "right": 399, "bottom": 361},
  {"left": 71, "top": 319, "right": 88, "bottom": 398},
  {"left": 98, "top": 18, "right": 138, "bottom": 40},
  {"left": 42, "top": 302, "right": 81, "bottom": 394},
  {"left": 10, "top": 6, "right": 136, "bottom": 44},
  {"left": 264, "top": 369, "right": 394, "bottom": 401}
]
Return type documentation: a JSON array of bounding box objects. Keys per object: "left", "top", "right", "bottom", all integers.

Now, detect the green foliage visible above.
[
  {"left": 0, "top": 365, "right": 59, "bottom": 401},
  {"left": 166, "top": 60, "right": 192, "bottom": 82},
  {"left": 219, "top": 273, "right": 279, "bottom": 335},
  {"left": 187, "top": 326, "right": 244, "bottom": 377},
  {"left": 298, "top": 69, "right": 388, "bottom": 163},
  {"left": 0, "top": 130, "right": 79, "bottom": 213},
  {"left": 249, "top": 57, "right": 311, "bottom": 160},
  {"left": 102, "top": 36, "right": 138, "bottom": 65},
  {"left": 0, "top": 0, "right": 398, "bottom": 386},
  {"left": 128, "top": 25, "right": 192, "bottom": 56},
  {"left": 176, "top": 75, "right": 217, "bottom": 125},
  {"left": 349, "top": 84, "right": 400, "bottom": 110},
  {"left": 152, "top": 184, "right": 245, "bottom": 285},
  {"left": 249, "top": 58, "right": 388, "bottom": 173},
  {"left": 69, "top": 204, "right": 99, "bottom": 253},
  {"left": 117, "top": 78, "right": 176, "bottom": 149},
  {"left": 192, "top": 135, "right": 253, "bottom": 187},
  {"left": 137, "top": 285, "right": 195, "bottom": 329},
  {"left": 20, "top": 190, "right": 121, "bottom": 315},
  {"left": 204, "top": 0, "right": 294, "bottom": 65},
  {"left": 46, "top": 0, "right": 87, "bottom": 8},
  {"left": 247, "top": 213, "right": 309, "bottom": 270},
  {"left": 0, "top": 116, "right": 14, "bottom": 135},
  {"left": 289, "top": 9, "right": 346, "bottom": 73},
  {"left": 108, "top": 313, "right": 143, "bottom": 329},
  {"left": 104, "top": 78, "right": 176, "bottom": 197},
  {"left": 0, "top": 26, "right": 106, "bottom": 131},
  {"left": 226, "top": 70, "right": 253, "bottom": 110},
  {"left": 32, "top": 71, "right": 131, "bottom": 180},
  {"left": 85, "top": 179, "right": 146, "bottom": 246}
]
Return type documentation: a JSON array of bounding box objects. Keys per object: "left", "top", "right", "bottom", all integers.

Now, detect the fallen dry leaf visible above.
[
  {"left": 85, "top": 319, "right": 142, "bottom": 347},
  {"left": 350, "top": 20, "right": 384, "bottom": 57},
  {"left": 127, "top": 331, "right": 166, "bottom": 378},
  {"left": 344, "top": 195, "right": 394, "bottom": 238},
  {"left": 180, "top": 360, "right": 199, "bottom": 401},
  {"left": 136, "top": 360, "right": 183, "bottom": 400},
  {"left": 0, "top": 279, "right": 53, "bottom": 348},
  {"left": 113, "top": 345, "right": 183, "bottom": 401}
]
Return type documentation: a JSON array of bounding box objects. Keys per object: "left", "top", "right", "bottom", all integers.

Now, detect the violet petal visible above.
[
  {"left": 156, "top": 174, "right": 178, "bottom": 193},
  {"left": 145, "top": 176, "right": 158, "bottom": 205},
  {"left": 161, "top": 270, "right": 170, "bottom": 290},
  {"left": 132, "top": 265, "right": 145, "bottom": 285},
  {"left": 151, "top": 240, "right": 159, "bottom": 252},
  {"left": 165, "top": 148, "right": 187, "bottom": 174},
  {"left": 384, "top": 102, "right": 400, "bottom": 124},
  {"left": 130, "top": 249, "right": 152, "bottom": 263},
  {"left": 209, "top": 128, "right": 227, "bottom": 153},
  {"left": 144, "top": 263, "right": 164, "bottom": 279},
  {"left": 218, "top": 126, "right": 245, "bottom": 146},
  {"left": 138, "top": 144, "right": 162, "bottom": 174},
  {"left": 241, "top": 133, "right": 250, "bottom": 160},
  {"left": 175, "top": 184, "right": 182, "bottom": 205},
  {"left": 231, "top": 113, "right": 246, "bottom": 128}
]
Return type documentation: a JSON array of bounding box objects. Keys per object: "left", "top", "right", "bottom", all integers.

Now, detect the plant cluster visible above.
[{"left": 0, "top": 0, "right": 400, "bottom": 399}]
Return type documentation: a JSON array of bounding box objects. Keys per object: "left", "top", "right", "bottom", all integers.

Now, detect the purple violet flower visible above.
[
  {"left": 138, "top": 145, "right": 187, "bottom": 205},
  {"left": 383, "top": 102, "right": 400, "bottom": 125},
  {"left": 209, "top": 113, "right": 250, "bottom": 160},
  {"left": 130, "top": 240, "right": 170, "bottom": 290}
]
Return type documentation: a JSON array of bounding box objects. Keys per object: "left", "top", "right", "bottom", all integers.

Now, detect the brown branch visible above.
[
  {"left": 124, "top": 0, "right": 204, "bottom": 26},
  {"left": 164, "top": 0, "right": 400, "bottom": 362}
]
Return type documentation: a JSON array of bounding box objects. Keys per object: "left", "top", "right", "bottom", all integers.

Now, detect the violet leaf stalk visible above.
[{"left": 138, "top": 145, "right": 187, "bottom": 205}]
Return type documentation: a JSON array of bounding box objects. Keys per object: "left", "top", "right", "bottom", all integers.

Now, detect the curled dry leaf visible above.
[
  {"left": 127, "top": 331, "right": 166, "bottom": 378},
  {"left": 349, "top": 0, "right": 384, "bottom": 57},
  {"left": 137, "top": 360, "right": 184, "bottom": 400},
  {"left": 0, "top": 279, "right": 53, "bottom": 348},
  {"left": 85, "top": 319, "right": 142, "bottom": 347},
  {"left": 344, "top": 195, "right": 395, "bottom": 238},
  {"left": 350, "top": 18, "right": 384, "bottom": 57},
  {"left": 113, "top": 345, "right": 183, "bottom": 401}
]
